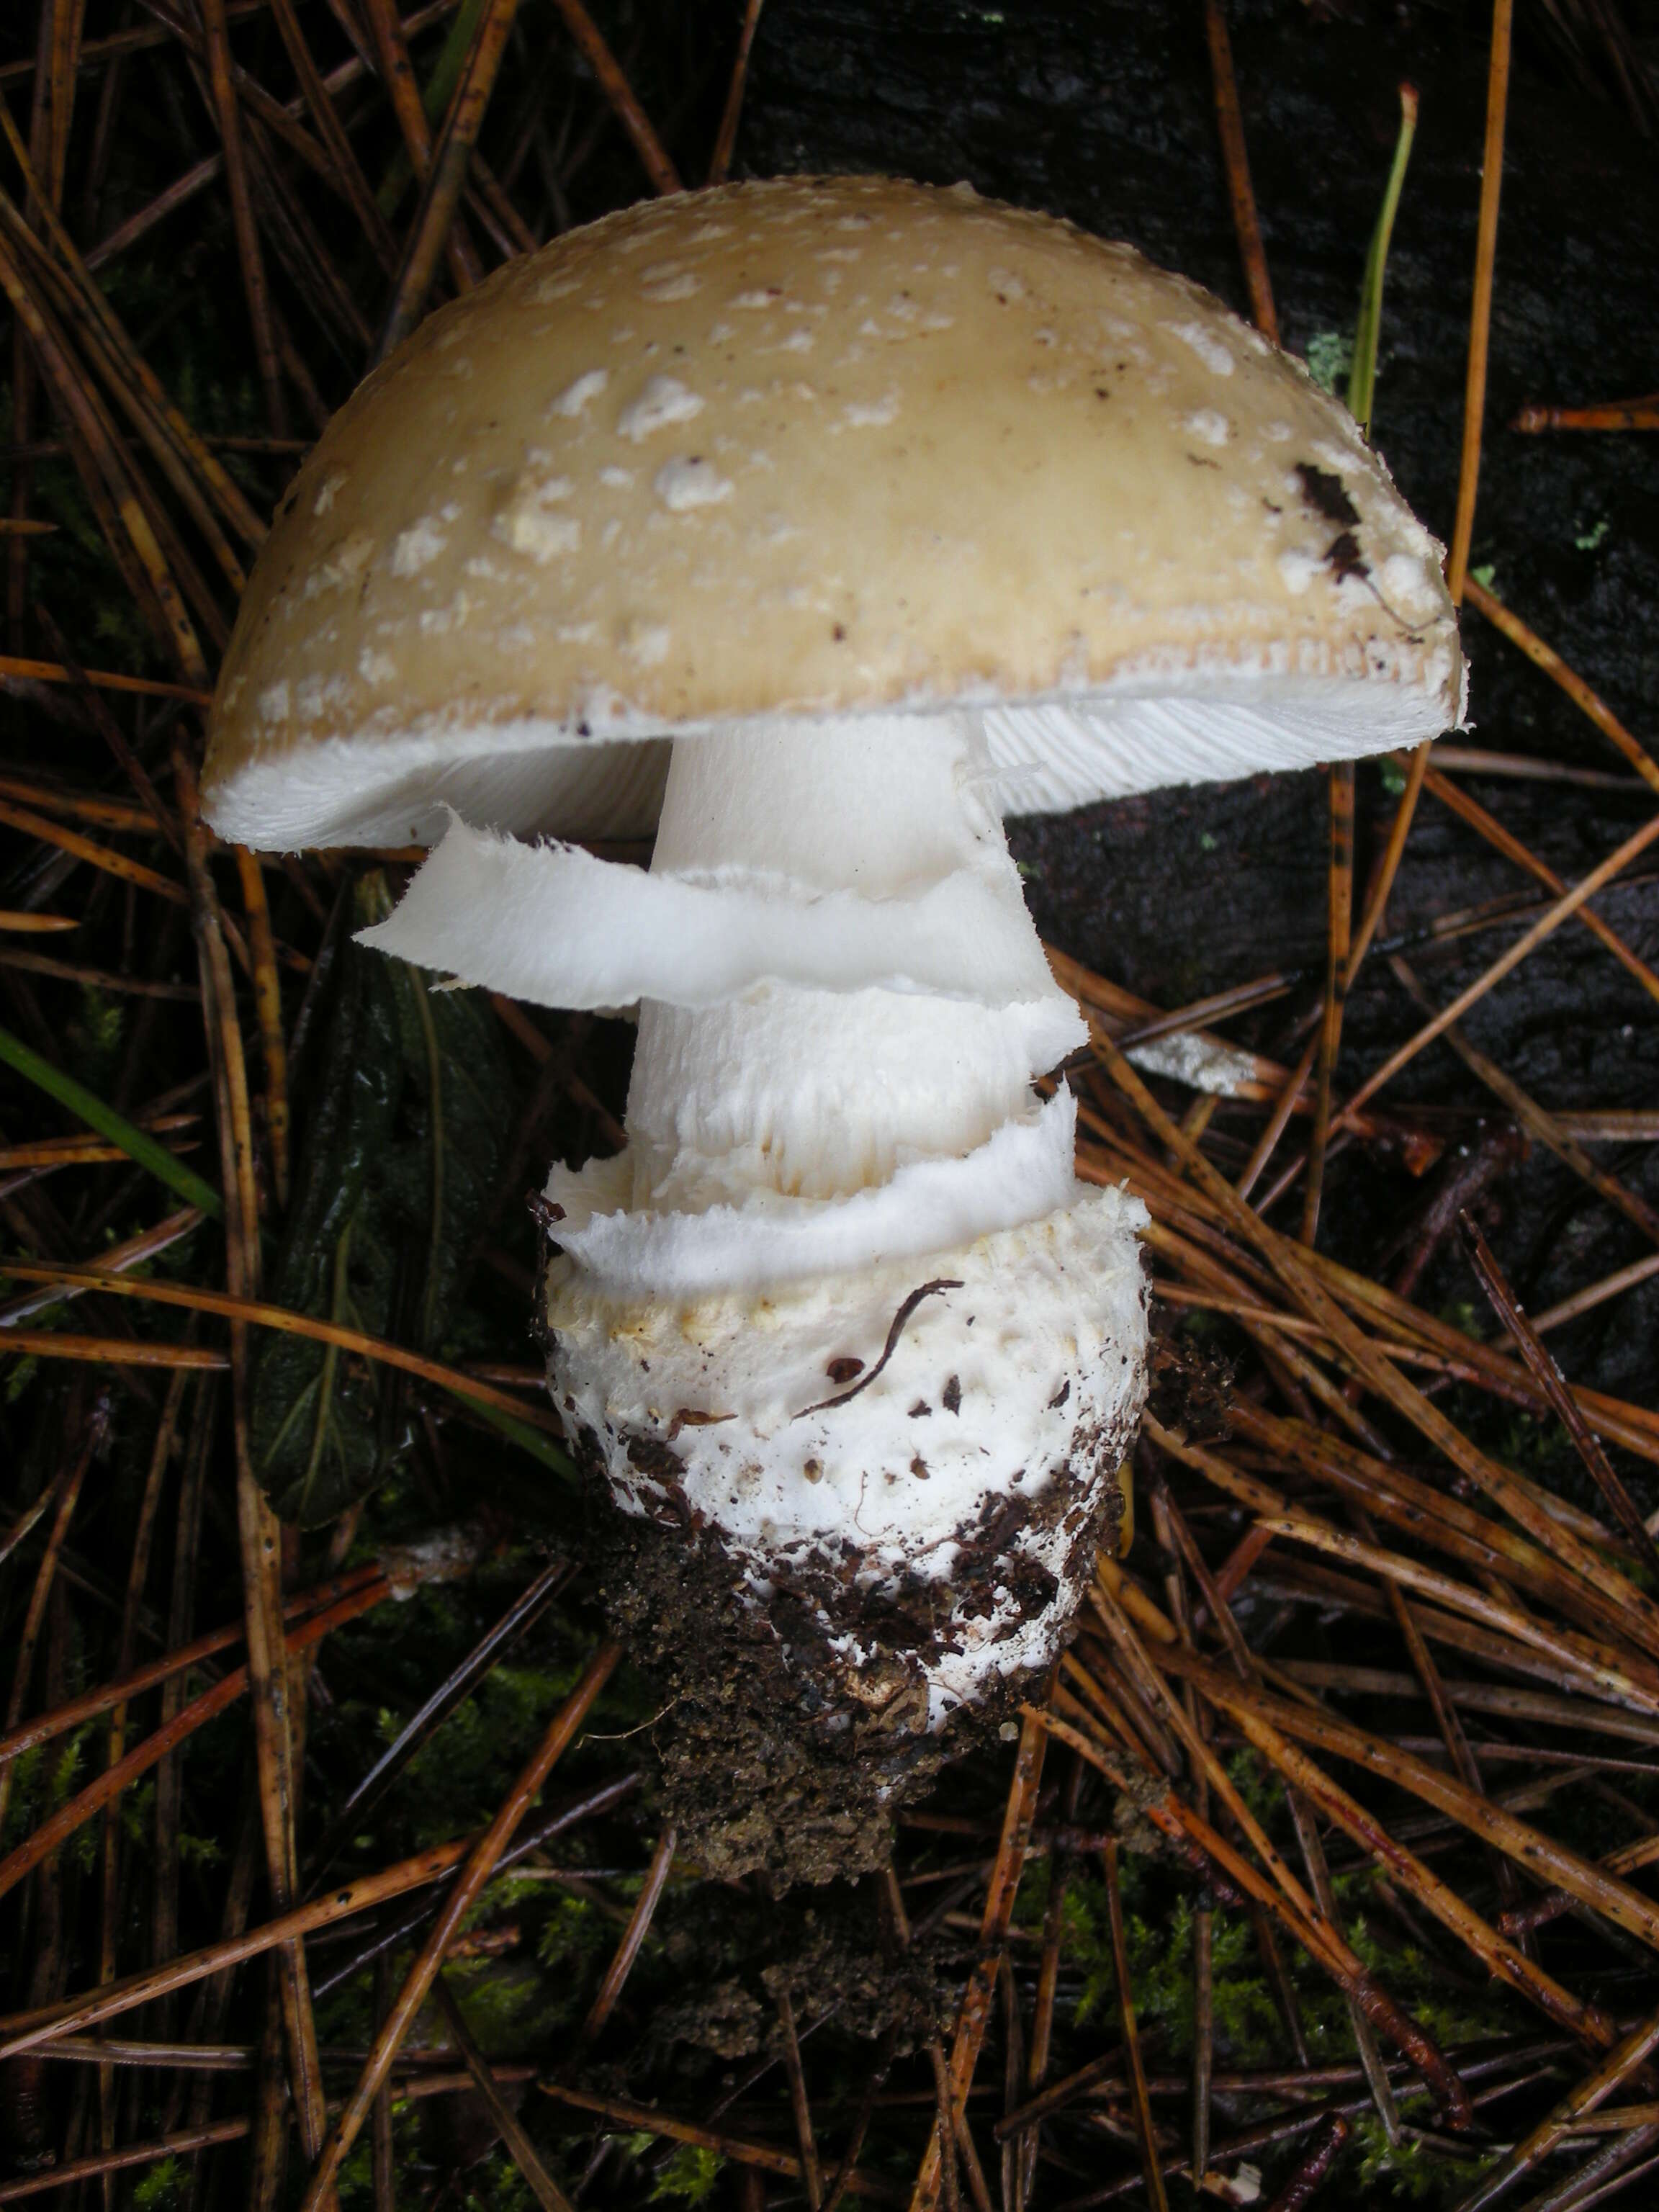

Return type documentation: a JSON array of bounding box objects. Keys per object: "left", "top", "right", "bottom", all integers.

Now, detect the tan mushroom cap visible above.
[{"left": 203, "top": 174, "right": 1463, "bottom": 850}]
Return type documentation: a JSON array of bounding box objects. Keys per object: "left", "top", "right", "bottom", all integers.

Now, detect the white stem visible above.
[{"left": 625, "top": 712, "right": 1074, "bottom": 1211}]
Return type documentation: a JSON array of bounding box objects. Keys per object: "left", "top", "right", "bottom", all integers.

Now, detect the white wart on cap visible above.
[{"left": 203, "top": 177, "right": 1461, "bottom": 1878}]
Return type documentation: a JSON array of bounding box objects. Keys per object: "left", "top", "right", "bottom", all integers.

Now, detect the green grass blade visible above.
[
  {"left": 1348, "top": 83, "right": 1419, "bottom": 439},
  {"left": 452, "top": 1389, "right": 577, "bottom": 1485},
  {"left": 374, "top": 0, "right": 487, "bottom": 217},
  {"left": 0, "top": 1020, "right": 224, "bottom": 1220}
]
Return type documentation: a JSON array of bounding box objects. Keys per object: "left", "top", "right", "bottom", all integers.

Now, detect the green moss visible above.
[
  {"left": 66, "top": 985, "right": 125, "bottom": 1092},
  {"left": 649, "top": 2145, "right": 724, "bottom": 2203},
  {"left": 455, "top": 2149, "right": 539, "bottom": 2212},
  {"left": 448, "top": 1955, "right": 566, "bottom": 2050},
  {"left": 532, "top": 1890, "right": 616, "bottom": 2026},
  {"left": 1352, "top": 2113, "right": 1493, "bottom": 2201},
  {"left": 132, "top": 2158, "right": 189, "bottom": 2211},
  {"left": 1305, "top": 329, "right": 1355, "bottom": 395}
]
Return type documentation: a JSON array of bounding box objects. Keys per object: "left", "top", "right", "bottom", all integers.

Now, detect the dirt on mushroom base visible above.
[{"left": 568, "top": 1411, "right": 1131, "bottom": 1886}]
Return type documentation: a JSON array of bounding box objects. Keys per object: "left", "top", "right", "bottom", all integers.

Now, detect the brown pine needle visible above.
[
  {"left": 0, "top": 1563, "right": 385, "bottom": 1769},
  {"left": 0, "top": 652, "right": 210, "bottom": 704},
  {"left": 0, "top": 1575, "right": 390, "bottom": 1902},
  {"left": 1460, "top": 1215, "right": 1659, "bottom": 1584},
  {"left": 1238, "top": 1031, "right": 1318, "bottom": 1203},
  {"left": 1533, "top": 1252, "right": 1659, "bottom": 1334},
  {"left": 1202, "top": 0, "right": 1277, "bottom": 341},
  {"left": 775, "top": 1984, "right": 827, "bottom": 2211},
  {"left": 0, "top": 1117, "right": 198, "bottom": 1168},
  {"left": 710, "top": 0, "right": 764, "bottom": 186},
  {"left": 1514, "top": 395, "right": 1659, "bottom": 434},
  {"left": 0, "top": 949, "right": 199, "bottom": 999},
  {"left": 1158, "top": 1645, "right": 1659, "bottom": 1961},
  {"left": 1453, "top": 2005, "right": 1659, "bottom": 2212},
  {"left": 0, "top": 1834, "right": 480, "bottom": 2062},
  {"left": 551, "top": 0, "right": 682, "bottom": 197},
  {"left": 1187, "top": 1658, "right": 1612, "bottom": 2047},
  {"left": 376, "top": 0, "right": 527, "bottom": 359},
  {"left": 235, "top": 846, "right": 290, "bottom": 1206},
  {"left": 1446, "top": 0, "right": 1512, "bottom": 602},
  {"left": 909, "top": 1707, "right": 1048, "bottom": 2211},
  {"left": 538, "top": 2080, "right": 899, "bottom": 2202},
  {"left": 0, "top": 795, "right": 186, "bottom": 904},
  {"left": 296, "top": 1638, "right": 623, "bottom": 2211},
  {"left": 1102, "top": 1833, "right": 1170, "bottom": 2211},
  {"left": 1100, "top": 1035, "right": 1659, "bottom": 1649},
  {"left": 0, "top": 773, "right": 154, "bottom": 831},
  {"left": 580, "top": 1825, "right": 678, "bottom": 2042},
  {"left": 1462, "top": 575, "right": 1659, "bottom": 796},
  {"left": 1334, "top": 804, "right": 1659, "bottom": 1129},
  {"left": 0, "top": 1396, "right": 103, "bottom": 1835},
  {"left": 1037, "top": 1693, "right": 1472, "bottom": 2126},
  {"left": 0, "top": 1261, "right": 565, "bottom": 1433},
  {"left": 432, "top": 1977, "right": 575, "bottom": 2212},
  {"left": 1301, "top": 762, "right": 1354, "bottom": 1245},
  {"left": 0, "top": 2071, "right": 540, "bottom": 2206},
  {"left": 1389, "top": 953, "right": 1659, "bottom": 1249},
  {"left": 199, "top": 0, "right": 286, "bottom": 436},
  {"left": 0, "top": 1333, "right": 227, "bottom": 1371},
  {"left": 1421, "top": 762, "right": 1659, "bottom": 1003}
]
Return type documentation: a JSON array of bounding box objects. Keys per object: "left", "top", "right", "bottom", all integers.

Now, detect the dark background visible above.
[{"left": 738, "top": 0, "right": 1659, "bottom": 1401}]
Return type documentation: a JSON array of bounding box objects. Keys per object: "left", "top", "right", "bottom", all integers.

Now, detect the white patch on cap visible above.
[
  {"left": 295, "top": 674, "right": 345, "bottom": 721},
  {"left": 642, "top": 265, "right": 700, "bottom": 303},
  {"left": 1164, "top": 320, "right": 1235, "bottom": 375},
  {"left": 622, "top": 621, "right": 672, "bottom": 667},
  {"left": 1278, "top": 548, "right": 1321, "bottom": 595},
  {"left": 654, "top": 456, "right": 734, "bottom": 511},
  {"left": 551, "top": 368, "right": 607, "bottom": 416},
  {"left": 303, "top": 533, "right": 376, "bottom": 599},
  {"left": 257, "top": 681, "right": 289, "bottom": 725},
  {"left": 840, "top": 393, "right": 899, "bottom": 428},
  {"left": 358, "top": 648, "right": 397, "bottom": 685},
  {"left": 313, "top": 472, "right": 346, "bottom": 516},
  {"left": 1184, "top": 409, "right": 1231, "bottom": 446},
  {"left": 390, "top": 518, "right": 446, "bottom": 576},
  {"left": 618, "top": 375, "right": 705, "bottom": 440},
  {"left": 1380, "top": 552, "right": 1442, "bottom": 618},
  {"left": 493, "top": 474, "right": 580, "bottom": 563}
]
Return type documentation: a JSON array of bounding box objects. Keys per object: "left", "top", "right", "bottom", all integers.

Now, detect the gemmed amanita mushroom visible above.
[{"left": 204, "top": 176, "right": 1462, "bottom": 1879}]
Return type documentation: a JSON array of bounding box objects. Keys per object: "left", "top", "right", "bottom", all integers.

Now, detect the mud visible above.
[
  {"left": 568, "top": 1411, "right": 1125, "bottom": 1886},
  {"left": 655, "top": 1905, "right": 954, "bottom": 2059}
]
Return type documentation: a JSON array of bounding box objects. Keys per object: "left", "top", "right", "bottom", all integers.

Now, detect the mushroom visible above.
[{"left": 204, "top": 176, "right": 1462, "bottom": 1878}]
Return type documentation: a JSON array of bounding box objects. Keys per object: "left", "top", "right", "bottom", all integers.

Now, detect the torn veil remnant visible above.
[{"left": 204, "top": 176, "right": 1462, "bottom": 1879}]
